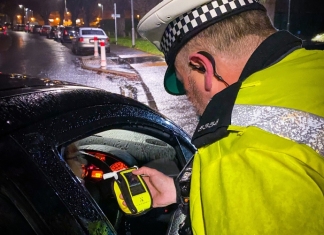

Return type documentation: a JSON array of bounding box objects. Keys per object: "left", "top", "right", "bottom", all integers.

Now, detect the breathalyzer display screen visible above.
[{"left": 124, "top": 172, "right": 145, "bottom": 196}]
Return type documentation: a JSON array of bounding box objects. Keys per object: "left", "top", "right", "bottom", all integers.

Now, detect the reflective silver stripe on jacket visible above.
[{"left": 231, "top": 105, "right": 324, "bottom": 156}]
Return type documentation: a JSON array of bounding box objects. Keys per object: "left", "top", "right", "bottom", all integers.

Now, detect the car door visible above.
[
  {"left": 0, "top": 135, "right": 98, "bottom": 235},
  {"left": 6, "top": 98, "right": 196, "bottom": 235}
]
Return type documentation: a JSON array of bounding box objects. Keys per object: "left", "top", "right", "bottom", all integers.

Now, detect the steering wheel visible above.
[{"left": 79, "top": 148, "right": 138, "bottom": 231}]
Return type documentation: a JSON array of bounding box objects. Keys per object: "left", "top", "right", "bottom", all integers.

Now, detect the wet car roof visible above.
[
  {"left": 0, "top": 73, "right": 76, "bottom": 91},
  {"left": 0, "top": 73, "right": 153, "bottom": 137}
]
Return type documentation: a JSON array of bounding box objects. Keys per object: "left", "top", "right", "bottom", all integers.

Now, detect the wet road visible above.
[
  {"left": 0, "top": 31, "right": 72, "bottom": 75},
  {"left": 0, "top": 31, "right": 148, "bottom": 106},
  {"left": 0, "top": 31, "right": 129, "bottom": 94},
  {"left": 0, "top": 31, "right": 198, "bottom": 136}
]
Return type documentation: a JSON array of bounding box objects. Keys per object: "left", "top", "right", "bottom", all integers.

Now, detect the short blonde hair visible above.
[{"left": 175, "top": 10, "right": 276, "bottom": 69}]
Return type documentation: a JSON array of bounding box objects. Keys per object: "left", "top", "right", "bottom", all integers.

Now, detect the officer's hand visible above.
[{"left": 132, "top": 166, "right": 176, "bottom": 208}]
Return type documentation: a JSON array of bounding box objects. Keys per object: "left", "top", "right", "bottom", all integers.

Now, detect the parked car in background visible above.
[
  {"left": 303, "top": 32, "right": 324, "bottom": 50},
  {"left": 4, "top": 22, "right": 12, "bottom": 30},
  {"left": 0, "top": 73, "right": 195, "bottom": 235},
  {"left": 28, "top": 25, "right": 33, "bottom": 33},
  {"left": 72, "top": 27, "right": 110, "bottom": 55},
  {"left": 47, "top": 26, "right": 57, "bottom": 39},
  {"left": 24, "top": 23, "right": 31, "bottom": 32},
  {"left": 0, "top": 24, "right": 10, "bottom": 32},
  {"left": 28, "top": 25, "right": 36, "bottom": 33},
  {"left": 60, "top": 26, "right": 79, "bottom": 43},
  {"left": 32, "top": 25, "right": 42, "bottom": 34},
  {"left": 13, "top": 24, "right": 25, "bottom": 31},
  {"left": 54, "top": 25, "right": 64, "bottom": 41},
  {"left": 39, "top": 25, "right": 51, "bottom": 36}
]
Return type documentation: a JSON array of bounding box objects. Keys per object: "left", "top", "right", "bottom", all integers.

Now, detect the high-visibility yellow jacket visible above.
[{"left": 190, "top": 32, "right": 324, "bottom": 235}]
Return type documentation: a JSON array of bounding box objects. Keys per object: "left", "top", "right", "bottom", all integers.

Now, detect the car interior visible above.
[{"left": 62, "top": 128, "right": 183, "bottom": 235}]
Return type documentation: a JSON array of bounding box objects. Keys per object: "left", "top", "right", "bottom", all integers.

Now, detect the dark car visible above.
[
  {"left": 47, "top": 26, "right": 57, "bottom": 39},
  {"left": 32, "top": 25, "right": 42, "bottom": 34},
  {"left": 24, "top": 23, "right": 30, "bottom": 32},
  {"left": 39, "top": 25, "right": 51, "bottom": 36},
  {"left": 13, "top": 24, "right": 25, "bottom": 31},
  {"left": 54, "top": 25, "right": 64, "bottom": 41},
  {"left": 60, "top": 26, "right": 79, "bottom": 43},
  {"left": 0, "top": 73, "right": 196, "bottom": 235},
  {"left": 302, "top": 32, "right": 324, "bottom": 50},
  {"left": 4, "top": 22, "right": 12, "bottom": 30},
  {"left": 0, "top": 22, "right": 11, "bottom": 31}
]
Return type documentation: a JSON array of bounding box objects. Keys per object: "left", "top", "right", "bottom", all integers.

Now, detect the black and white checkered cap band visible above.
[{"left": 160, "top": 0, "right": 263, "bottom": 63}]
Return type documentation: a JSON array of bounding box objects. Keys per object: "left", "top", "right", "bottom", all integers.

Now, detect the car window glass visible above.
[
  {"left": 81, "top": 30, "right": 105, "bottom": 35},
  {"left": 90, "top": 129, "right": 174, "bottom": 160},
  {"left": 64, "top": 128, "right": 179, "bottom": 184},
  {"left": 62, "top": 128, "right": 180, "bottom": 235},
  {"left": 64, "top": 142, "right": 87, "bottom": 185}
]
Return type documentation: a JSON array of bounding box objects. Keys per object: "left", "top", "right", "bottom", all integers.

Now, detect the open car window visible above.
[
  {"left": 80, "top": 129, "right": 177, "bottom": 165},
  {"left": 62, "top": 128, "right": 182, "bottom": 235}
]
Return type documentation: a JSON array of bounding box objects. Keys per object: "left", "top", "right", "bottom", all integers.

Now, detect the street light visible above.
[
  {"left": 25, "top": 8, "right": 29, "bottom": 23},
  {"left": 98, "top": 3, "right": 103, "bottom": 20},
  {"left": 287, "top": 0, "right": 291, "bottom": 31},
  {"left": 19, "top": 5, "right": 25, "bottom": 24},
  {"left": 29, "top": 9, "right": 33, "bottom": 22},
  {"left": 64, "top": 0, "right": 68, "bottom": 21},
  {"left": 131, "top": 0, "right": 135, "bottom": 48}
]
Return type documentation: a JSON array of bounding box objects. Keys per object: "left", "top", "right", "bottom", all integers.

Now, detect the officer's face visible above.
[{"left": 175, "top": 66, "right": 210, "bottom": 116}]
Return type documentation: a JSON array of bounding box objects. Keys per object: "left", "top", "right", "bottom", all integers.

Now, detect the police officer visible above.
[{"left": 133, "top": 0, "right": 324, "bottom": 234}]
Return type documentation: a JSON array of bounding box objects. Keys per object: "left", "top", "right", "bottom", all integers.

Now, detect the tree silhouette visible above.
[
  {"left": 66, "top": 0, "right": 82, "bottom": 26},
  {"left": 133, "top": 0, "right": 160, "bottom": 19},
  {"left": 0, "top": 0, "right": 18, "bottom": 25}
]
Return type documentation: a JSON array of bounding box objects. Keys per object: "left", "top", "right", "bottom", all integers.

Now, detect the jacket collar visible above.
[{"left": 191, "top": 31, "right": 302, "bottom": 148}]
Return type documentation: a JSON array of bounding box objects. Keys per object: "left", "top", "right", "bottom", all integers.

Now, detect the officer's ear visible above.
[{"left": 188, "top": 52, "right": 215, "bottom": 92}]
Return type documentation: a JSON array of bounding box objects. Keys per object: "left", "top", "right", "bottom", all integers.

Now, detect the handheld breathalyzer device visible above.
[{"left": 103, "top": 167, "right": 152, "bottom": 216}]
